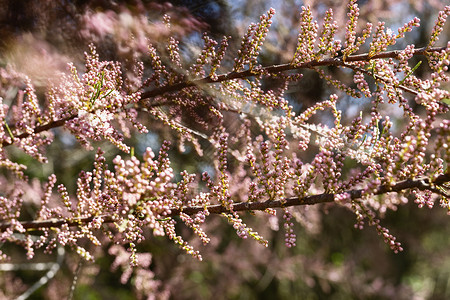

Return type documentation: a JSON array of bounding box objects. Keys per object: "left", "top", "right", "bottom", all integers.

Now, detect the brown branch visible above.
[
  {"left": 170, "top": 173, "right": 450, "bottom": 216},
  {"left": 140, "top": 46, "right": 446, "bottom": 101},
  {"left": 1, "top": 173, "right": 448, "bottom": 232},
  {"left": 1, "top": 115, "right": 77, "bottom": 147},
  {"left": 1, "top": 46, "right": 445, "bottom": 148}
]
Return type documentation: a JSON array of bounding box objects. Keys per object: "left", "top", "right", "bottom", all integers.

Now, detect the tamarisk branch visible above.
[
  {"left": 140, "top": 46, "right": 447, "bottom": 102},
  {"left": 1, "top": 46, "right": 447, "bottom": 148},
  {"left": 1, "top": 173, "right": 448, "bottom": 232}
]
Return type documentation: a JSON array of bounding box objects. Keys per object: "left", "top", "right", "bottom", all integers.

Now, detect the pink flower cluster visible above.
[
  {"left": 0, "top": 1, "right": 449, "bottom": 275},
  {"left": 234, "top": 8, "right": 275, "bottom": 71},
  {"left": 292, "top": 6, "right": 319, "bottom": 64},
  {"left": 58, "top": 45, "right": 146, "bottom": 152}
]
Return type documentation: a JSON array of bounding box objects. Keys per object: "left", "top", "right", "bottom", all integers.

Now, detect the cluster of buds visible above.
[{"left": 0, "top": 1, "right": 448, "bottom": 277}]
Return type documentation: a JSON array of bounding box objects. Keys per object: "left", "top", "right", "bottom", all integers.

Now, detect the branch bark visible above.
[
  {"left": 1, "top": 46, "right": 446, "bottom": 147},
  {"left": 140, "top": 46, "right": 446, "bottom": 100},
  {"left": 1, "top": 173, "right": 448, "bottom": 232}
]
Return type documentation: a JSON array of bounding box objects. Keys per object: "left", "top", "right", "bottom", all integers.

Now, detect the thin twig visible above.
[
  {"left": 67, "top": 259, "right": 83, "bottom": 300},
  {"left": 15, "top": 247, "right": 65, "bottom": 300},
  {"left": 343, "top": 62, "right": 419, "bottom": 95}
]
